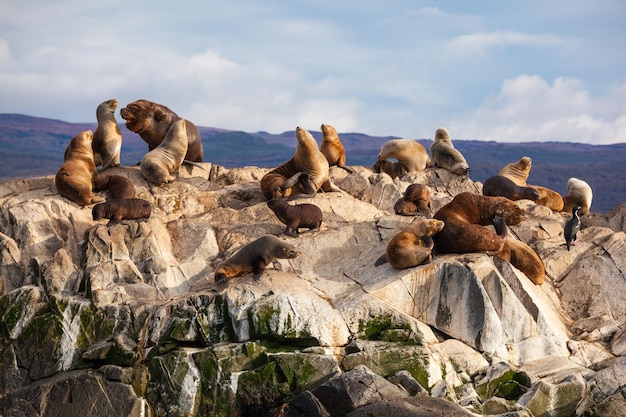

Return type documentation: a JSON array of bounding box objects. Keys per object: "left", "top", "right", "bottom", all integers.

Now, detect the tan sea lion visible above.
[
  {"left": 320, "top": 123, "right": 354, "bottom": 173},
  {"left": 140, "top": 119, "right": 188, "bottom": 185},
  {"left": 482, "top": 175, "right": 540, "bottom": 202},
  {"left": 562, "top": 177, "right": 593, "bottom": 215},
  {"left": 375, "top": 218, "right": 445, "bottom": 269},
  {"left": 430, "top": 128, "right": 470, "bottom": 176},
  {"left": 267, "top": 198, "right": 323, "bottom": 237},
  {"left": 260, "top": 127, "right": 342, "bottom": 200},
  {"left": 93, "top": 174, "right": 135, "bottom": 200},
  {"left": 432, "top": 192, "right": 524, "bottom": 260},
  {"left": 92, "top": 98, "right": 122, "bottom": 169},
  {"left": 394, "top": 183, "right": 432, "bottom": 217},
  {"left": 92, "top": 198, "right": 152, "bottom": 223},
  {"left": 529, "top": 185, "right": 564, "bottom": 211},
  {"left": 55, "top": 130, "right": 105, "bottom": 206},
  {"left": 498, "top": 157, "right": 532, "bottom": 186},
  {"left": 214, "top": 234, "right": 301, "bottom": 283},
  {"left": 120, "top": 99, "right": 203, "bottom": 162},
  {"left": 493, "top": 215, "right": 545, "bottom": 285},
  {"left": 375, "top": 139, "right": 432, "bottom": 176}
]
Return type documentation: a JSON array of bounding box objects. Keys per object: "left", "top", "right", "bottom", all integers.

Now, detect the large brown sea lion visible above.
[
  {"left": 375, "top": 218, "right": 445, "bottom": 269},
  {"left": 92, "top": 198, "right": 152, "bottom": 223},
  {"left": 260, "top": 127, "right": 342, "bottom": 200},
  {"left": 561, "top": 177, "right": 593, "bottom": 215},
  {"left": 140, "top": 119, "right": 188, "bottom": 185},
  {"left": 430, "top": 128, "right": 470, "bottom": 176},
  {"left": 267, "top": 198, "right": 323, "bottom": 237},
  {"left": 375, "top": 139, "right": 432, "bottom": 177},
  {"left": 120, "top": 99, "right": 203, "bottom": 162},
  {"left": 320, "top": 123, "right": 354, "bottom": 173},
  {"left": 214, "top": 235, "right": 301, "bottom": 283},
  {"left": 482, "top": 175, "right": 540, "bottom": 202},
  {"left": 92, "top": 98, "right": 122, "bottom": 169},
  {"left": 55, "top": 130, "right": 105, "bottom": 206}
]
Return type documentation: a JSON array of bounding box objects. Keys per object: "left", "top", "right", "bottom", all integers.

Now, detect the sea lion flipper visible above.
[
  {"left": 493, "top": 215, "right": 508, "bottom": 238},
  {"left": 374, "top": 253, "right": 388, "bottom": 266}
]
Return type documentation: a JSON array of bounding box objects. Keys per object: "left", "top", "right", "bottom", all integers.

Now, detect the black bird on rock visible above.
[{"left": 564, "top": 205, "right": 581, "bottom": 251}]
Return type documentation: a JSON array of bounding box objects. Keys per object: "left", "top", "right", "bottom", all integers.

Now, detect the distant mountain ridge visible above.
[{"left": 1, "top": 113, "right": 624, "bottom": 213}]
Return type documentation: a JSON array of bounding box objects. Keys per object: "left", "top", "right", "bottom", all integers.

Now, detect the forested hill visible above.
[{"left": 1, "top": 113, "right": 624, "bottom": 213}]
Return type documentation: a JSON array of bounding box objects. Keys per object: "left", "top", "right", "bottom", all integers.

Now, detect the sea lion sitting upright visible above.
[
  {"left": 140, "top": 119, "right": 188, "bottom": 185},
  {"left": 55, "top": 130, "right": 105, "bottom": 206},
  {"left": 375, "top": 218, "right": 445, "bottom": 269},
  {"left": 214, "top": 234, "right": 301, "bottom": 283},
  {"left": 482, "top": 175, "right": 540, "bottom": 202},
  {"left": 562, "top": 177, "right": 593, "bottom": 215},
  {"left": 92, "top": 198, "right": 152, "bottom": 223},
  {"left": 430, "top": 128, "right": 470, "bottom": 176},
  {"left": 260, "top": 127, "right": 342, "bottom": 200},
  {"left": 120, "top": 99, "right": 203, "bottom": 162},
  {"left": 320, "top": 123, "right": 354, "bottom": 173},
  {"left": 375, "top": 139, "right": 432, "bottom": 177},
  {"left": 93, "top": 174, "right": 135, "bottom": 199},
  {"left": 267, "top": 198, "right": 323, "bottom": 237},
  {"left": 498, "top": 157, "right": 532, "bottom": 186},
  {"left": 92, "top": 98, "right": 122, "bottom": 170},
  {"left": 394, "top": 183, "right": 432, "bottom": 217}
]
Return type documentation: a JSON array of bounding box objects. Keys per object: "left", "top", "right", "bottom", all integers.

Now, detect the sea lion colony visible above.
[{"left": 52, "top": 98, "right": 594, "bottom": 284}]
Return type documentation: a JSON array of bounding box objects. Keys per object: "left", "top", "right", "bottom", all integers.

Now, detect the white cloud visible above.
[
  {"left": 447, "top": 30, "right": 566, "bottom": 56},
  {"left": 450, "top": 75, "right": 626, "bottom": 144}
]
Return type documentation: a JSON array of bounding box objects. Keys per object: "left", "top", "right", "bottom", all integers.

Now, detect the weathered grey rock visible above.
[
  {"left": 517, "top": 374, "right": 585, "bottom": 417},
  {"left": 345, "top": 395, "right": 475, "bottom": 417}
]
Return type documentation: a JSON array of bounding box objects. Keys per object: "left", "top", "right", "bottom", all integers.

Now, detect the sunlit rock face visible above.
[{"left": 1, "top": 163, "right": 625, "bottom": 416}]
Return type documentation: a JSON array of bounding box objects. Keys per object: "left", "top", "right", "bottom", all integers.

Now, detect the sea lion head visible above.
[
  {"left": 434, "top": 127, "right": 451, "bottom": 143},
  {"left": 96, "top": 99, "right": 118, "bottom": 120},
  {"left": 120, "top": 99, "right": 175, "bottom": 135}
]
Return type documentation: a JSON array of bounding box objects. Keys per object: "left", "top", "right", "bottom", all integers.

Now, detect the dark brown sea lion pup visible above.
[
  {"left": 375, "top": 218, "right": 445, "bottom": 269},
  {"left": 140, "top": 119, "right": 188, "bottom": 185},
  {"left": 432, "top": 192, "right": 523, "bottom": 260},
  {"left": 55, "top": 130, "right": 105, "bottom": 206},
  {"left": 430, "top": 128, "right": 470, "bottom": 176},
  {"left": 320, "top": 123, "right": 354, "bottom": 173},
  {"left": 120, "top": 99, "right": 203, "bottom": 162},
  {"left": 267, "top": 198, "right": 323, "bottom": 237},
  {"left": 260, "top": 127, "right": 342, "bottom": 200},
  {"left": 92, "top": 98, "right": 122, "bottom": 169},
  {"left": 93, "top": 174, "right": 135, "bottom": 200},
  {"left": 375, "top": 139, "right": 432, "bottom": 177},
  {"left": 561, "top": 177, "right": 593, "bottom": 215},
  {"left": 394, "top": 184, "right": 432, "bottom": 217},
  {"left": 493, "top": 215, "right": 545, "bottom": 285},
  {"left": 482, "top": 175, "right": 540, "bottom": 202},
  {"left": 214, "top": 235, "right": 301, "bottom": 283},
  {"left": 92, "top": 198, "right": 152, "bottom": 223}
]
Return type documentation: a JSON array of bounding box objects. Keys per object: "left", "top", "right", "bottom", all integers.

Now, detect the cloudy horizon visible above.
[{"left": 1, "top": 1, "right": 625, "bottom": 144}]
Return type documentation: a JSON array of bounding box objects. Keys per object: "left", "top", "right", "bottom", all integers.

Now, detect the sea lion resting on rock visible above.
[
  {"left": 430, "top": 128, "right": 470, "bottom": 176},
  {"left": 562, "top": 177, "right": 593, "bottom": 215},
  {"left": 373, "top": 159, "right": 407, "bottom": 179},
  {"left": 260, "top": 127, "right": 342, "bottom": 200},
  {"left": 394, "top": 184, "right": 432, "bottom": 217},
  {"left": 92, "top": 98, "right": 122, "bottom": 169},
  {"left": 140, "top": 119, "right": 188, "bottom": 185},
  {"left": 530, "top": 185, "right": 564, "bottom": 211},
  {"left": 214, "top": 235, "right": 301, "bottom": 283},
  {"left": 120, "top": 99, "right": 203, "bottom": 162},
  {"left": 92, "top": 198, "right": 152, "bottom": 223},
  {"left": 320, "top": 123, "right": 354, "bottom": 173},
  {"left": 482, "top": 175, "right": 540, "bottom": 202},
  {"left": 267, "top": 198, "right": 322, "bottom": 237},
  {"left": 498, "top": 157, "right": 532, "bottom": 186},
  {"left": 433, "top": 192, "right": 524, "bottom": 260},
  {"left": 493, "top": 215, "right": 545, "bottom": 285},
  {"left": 375, "top": 139, "right": 432, "bottom": 177},
  {"left": 375, "top": 218, "right": 445, "bottom": 269},
  {"left": 55, "top": 130, "right": 105, "bottom": 206},
  {"left": 93, "top": 174, "right": 135, "bottom": 200}
]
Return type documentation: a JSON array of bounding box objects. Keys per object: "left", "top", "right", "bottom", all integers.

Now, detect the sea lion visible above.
[
  {"left": 394, "top": 183, "right": 432, "bottom": 217},
  {"left": 120, "top": 99, "right": 203, "bottom": 162},
  {"left": 529, "top": 185, "right": 564, "bottom": 211},
  {"left": 140, "top": 119, "right": 188, "bottom": 185},
  {"left": 375, "top": 139, "right": 432, "bottom": 177},
  {"left": 430, "top": 128, "right": 470, "bottom": 176},
  {"left": 562, "top": 177, "right": 593, "bottom": 215},
  {"left": 482, "top": 175, "right": 540, "bottom": 202},
  {"left": 267, "top": 198, "right": 323, "bottom": 237},
  {"left": 214, "top": 234, "right": 301, "bottom": 283},
  {"left": 563, "top": 205, "right": 581, "bottom": 251},
  {"left": 260, "top": 127, "right": 342, "bottom": 200},
  {"left": 375, "top": 218, "right": 445, "bottom": 269},
  {"left": 498, "top": 157, "right": 532, "bottom": 186},
  {"left": 92, "top": 98, "right": 122, "bottom": 169},
  {"left": 55, "top": 130, "right": 105, "bottom": 206},
  {"left": 432, "top": 192, "right": 524, "bottom": 260},
  {"left": 373, "top": 159, "right": 407, "bottom": 179},
  {"left": 320, "top": 123, "right": 354, "bottom": 173},
  {"left": 93, "top": 174, "right": 135, "bottom": 200},
  {"left": 92, "top": 198, "right": 152, "bottom": 223},
  {"left": 493, "top": 215, "right": 545, "bottom": 285}
]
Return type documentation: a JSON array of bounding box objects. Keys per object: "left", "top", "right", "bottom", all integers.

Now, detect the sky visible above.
[{"left": 1, "top": 1, "right": 625, "bottom": 144}]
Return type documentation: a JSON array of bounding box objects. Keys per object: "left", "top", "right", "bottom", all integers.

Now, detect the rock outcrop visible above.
[{"left": 1, "top": 163, "right": 626, "bottom": 417}]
